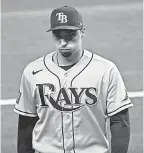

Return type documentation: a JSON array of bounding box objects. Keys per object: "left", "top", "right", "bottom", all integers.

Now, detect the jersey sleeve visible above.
[
  {"left": 106, "top": 65, "right": 133, "bottom": 116},
  {"left": 14, "top": 68, "right": 37, "bottom": 117}
]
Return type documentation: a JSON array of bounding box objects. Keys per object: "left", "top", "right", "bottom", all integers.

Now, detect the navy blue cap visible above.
[{"left": 46, "top": 5, "right": 83, "bottom": 32}]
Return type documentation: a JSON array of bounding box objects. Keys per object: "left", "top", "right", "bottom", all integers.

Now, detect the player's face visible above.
[{"left": 52, "top": 29, "right": 85, "bottom": 57}]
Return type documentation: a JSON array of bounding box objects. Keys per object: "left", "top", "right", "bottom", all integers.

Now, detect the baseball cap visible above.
[{"left": 46, "top": 5, "right": 83, "bottom": 32}]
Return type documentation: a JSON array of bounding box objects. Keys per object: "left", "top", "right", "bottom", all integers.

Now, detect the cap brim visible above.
[{"left": 46, "top": 26, "right": 82, "bottom": 32}]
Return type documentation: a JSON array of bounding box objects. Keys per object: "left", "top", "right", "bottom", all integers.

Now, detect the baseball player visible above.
[{"left": 14, "top": 5, "right": 133, "bottom": 153}]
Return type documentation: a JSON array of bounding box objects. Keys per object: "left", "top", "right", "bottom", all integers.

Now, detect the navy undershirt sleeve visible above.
[
  {"left": 17, "top": 115, "right": 38, "bottom": 153},
  {"left": 110, "top": 108, "right": 130, "bottom": 153}
]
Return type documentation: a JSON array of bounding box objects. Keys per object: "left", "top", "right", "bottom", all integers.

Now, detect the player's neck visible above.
[{"left": 56, "top": 49, "right": 83, "bottom": 66}]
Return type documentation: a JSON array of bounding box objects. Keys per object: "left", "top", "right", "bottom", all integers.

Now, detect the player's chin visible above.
[{"left": 59, "top": 49, "right": 72, "bottom": 57}]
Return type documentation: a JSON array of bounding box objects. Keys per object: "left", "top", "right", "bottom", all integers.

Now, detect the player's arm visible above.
[
  {"left": 105, "top": 64, "right": 133, "bottom": 153},
  {"left": 18, "top": 115, "right": 39, "bottom": 153},
  {"left": 110, "top": 108, "right": 130, "bottom": 153},
  {"left": 14, "top": 67, "right": 38, "bottom": 153}
]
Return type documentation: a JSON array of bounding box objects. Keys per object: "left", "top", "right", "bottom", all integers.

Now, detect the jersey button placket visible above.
[
  {"left": 65, "top": 72, "right": 68, "bottom": 77},
  {"left": 62, "top": 73, "right": 74, "bottom": 151},
  {"left": 63, "top": 112, "right": 74, "bottom": 150},
  {"left": 63, "top": 72, "right": 68, "bottom": 87},
  {"left": 66, "top": 115, "right": 70, "bottom": 119},
  {"left": 66, "top": 133, "right": 73, "bottom": 139}
]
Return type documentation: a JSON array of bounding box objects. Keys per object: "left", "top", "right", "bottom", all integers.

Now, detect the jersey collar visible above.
[{"left": 43, "top": 50, "right": 93, "bottom": 79}]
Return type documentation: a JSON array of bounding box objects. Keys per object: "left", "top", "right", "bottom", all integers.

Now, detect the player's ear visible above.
[{"left": 81, "top": 27, "right": 86, "bottom": 38}]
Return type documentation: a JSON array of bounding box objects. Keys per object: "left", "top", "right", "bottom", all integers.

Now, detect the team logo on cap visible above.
[{"left": 56, "top": 12, "right": 67, "bottom": 23}]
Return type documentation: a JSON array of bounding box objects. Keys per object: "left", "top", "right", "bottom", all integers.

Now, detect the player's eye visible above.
[
  {"left": 52, "top": 30, "right": 77, "bottom": 41},
  {"left": 53, "top": 33, "right": 62, "bottom": 40}
]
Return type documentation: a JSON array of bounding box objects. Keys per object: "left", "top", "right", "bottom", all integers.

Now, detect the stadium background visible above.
[{"left": 1, "top": 0, "right": 143, "bottom": 152}]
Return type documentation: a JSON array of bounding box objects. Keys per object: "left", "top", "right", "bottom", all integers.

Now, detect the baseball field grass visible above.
[{"left": 1, "top": 0, "right": 143, "bottom": 152}]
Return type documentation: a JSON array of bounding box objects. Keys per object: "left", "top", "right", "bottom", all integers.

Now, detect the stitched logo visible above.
[
  {"left": 16, "top": 91, "right": 22, "bottom": 104},
  {"left": 56, "top": 12, "right": 67, "bottom": 23},
  {"left": 36, "top": 83, "right": 98, "bottom": 112},
  {"left": 32, "top": 69, "right": 43, "bottom": 75}
]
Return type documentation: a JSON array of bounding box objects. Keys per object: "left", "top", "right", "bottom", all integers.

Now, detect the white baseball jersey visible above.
[{"left": 14, "top": 50, "right": 133, "bottom": 153}]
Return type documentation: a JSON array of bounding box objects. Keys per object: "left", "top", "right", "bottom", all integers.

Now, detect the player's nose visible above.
[{"left": 60, "top": 39, "right": 68, "bottom": 47}]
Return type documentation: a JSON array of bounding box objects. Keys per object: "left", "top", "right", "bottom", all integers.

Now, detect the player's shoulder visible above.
[
  {"left": 23, "top": 56, "right": 44, "bottom": 75},
  {"left": 23, "top": 52, "right": 54, "bottom": 76},
  {"left": 84, "top": 49, "right": 116, "bottom": 69}
]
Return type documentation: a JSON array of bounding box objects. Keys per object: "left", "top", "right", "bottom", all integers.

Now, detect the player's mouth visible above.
[{"left": 59, "top": 49, "right": 72, "bottom": 57}]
